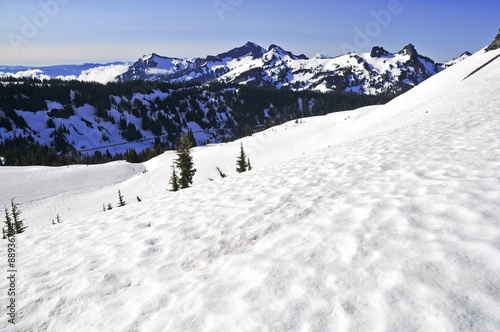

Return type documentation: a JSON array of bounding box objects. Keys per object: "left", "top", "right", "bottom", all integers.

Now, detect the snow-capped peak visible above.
[
  {"left": 397, "top": 43, "right": 418, "bottom": 57},
  {"left": 313, "top": 53, "right": 332, "bottom": 59},
  {"left": 266, "top": 44, "right": 308, "bottom": 60}
]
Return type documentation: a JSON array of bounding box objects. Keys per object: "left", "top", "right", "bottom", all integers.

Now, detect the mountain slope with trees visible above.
[{"left": 0, "top": 77, "right": 381, "bottom": 166}]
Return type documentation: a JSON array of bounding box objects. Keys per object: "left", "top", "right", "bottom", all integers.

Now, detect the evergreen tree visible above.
[
  {"left": 174, "top": 134, "right": 196, "bottom": 189},
  {"left": 170, "top": 163, "right": 180, "bottom": 192},
  {"left": 247, "top": 158, "right": 252, "bottom": 171},
  {"left": 118, "top": 190, "right": 126, "bottom": 207},
  {"left": 11, "top": 199, "right": 27, "bottom": 234},
  {"left": 236, "top": 143, "right": 248, "bottom": 173},
  {"left": 137, "top": 196, "right": 142, "bottom": 202},
  {"left": 187, "top": 128, "right": 197, "bottom": 147},
  {"left": 56, "top": 214, "right": 62, "bottom": 223},
  {"left": 107, "top": 203, "right": 113, "bottom": 210},
  {"left": 103, "top": 203, "right": 106, "bottom": 212},
  {"left": 3, "top": 207, "right": 15, "bottom": 238}
]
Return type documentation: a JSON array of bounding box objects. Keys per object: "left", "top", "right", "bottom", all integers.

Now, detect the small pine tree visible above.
[
  {"left": 118, "top": 190, "right": 126, "bottom": 207},
  {"left": 175, "top": 134, "right": 196, "bottom": 189},
  {"left": 11, "top": 199, "right": 27, "bottom": 234},
  {"left": 187, "top": 128, "right": 197, "bottom": 147},
  {"left": 56, "top": 214, "right": 62, "bottom": 223},
  {"left": 103, "top": 203, "right": 106, "bottom": 212},
  {"left": 107, "top": 203, "right": 113, "bottom": 210},
  {"left": 137, "top": 196, "right": 142, "bottom": 202},
  {"left": 216, "top": 166, "right": 227, "bottom": 178},
  {"left": 170, "top": 164, "right": 180, "bottom": 192},
  {"left": 52, "top": 219, "right": 56, "bottom": 225},
  {"left": 3, "top": 207, "right": 15, "bottom": 238},
  {"left": 236, "top": 143, "right": 248, "bottom": 173},
  {"left": 247, "top": 158, "right": 252, "bottom": 171}
]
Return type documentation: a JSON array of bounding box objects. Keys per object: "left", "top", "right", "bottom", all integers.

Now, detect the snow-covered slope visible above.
[
  {"left": 1, "top": 47, "right": 499, "bottom": 331},
  {"left": 118, "top": 43, "right": 464, "bottom": 94},
  {"left": 441, "top": 51, "right": 472, "bottom": 68},
  {"left": 0, "top": 62, "right": 130, "bottom": 84}
]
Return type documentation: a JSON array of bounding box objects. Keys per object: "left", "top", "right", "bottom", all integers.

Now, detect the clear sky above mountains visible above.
[{"left": 0, "top": 0, "right": 498, "bottom": 66}]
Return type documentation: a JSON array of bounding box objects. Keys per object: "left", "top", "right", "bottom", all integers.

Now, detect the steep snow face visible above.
[{"left": 1, "top": 47, "right": 500, "bottom": 331}]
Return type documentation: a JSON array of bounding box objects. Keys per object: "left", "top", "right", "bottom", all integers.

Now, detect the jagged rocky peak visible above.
[
  {"left": 267, "top": 44, "right": 286, "bottom": 53},
  {"left": 266, "top": 44, "right": 308, "bottom": 60},
  {"left": 398, "top": 43, "right": 419, "bottom": 57},
  {"left": 370, "top": 46, "right": 390, "bottom": 58},
  {"left": 217, "top": 41, "right": 266, "bottom": 59}
]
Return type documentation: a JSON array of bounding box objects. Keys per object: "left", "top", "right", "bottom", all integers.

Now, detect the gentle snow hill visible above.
[{"left": 1, "top": 47, "right": 500, "bottom": 331}]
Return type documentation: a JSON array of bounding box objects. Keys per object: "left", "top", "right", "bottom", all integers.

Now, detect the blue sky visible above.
[{"left": 0, "top": 0, "right": 499, "bottom": 66}]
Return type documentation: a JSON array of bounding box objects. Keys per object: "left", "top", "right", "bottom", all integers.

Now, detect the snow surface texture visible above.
[{"left": 1, "top": 47, "right": 500, "bottom": 331}]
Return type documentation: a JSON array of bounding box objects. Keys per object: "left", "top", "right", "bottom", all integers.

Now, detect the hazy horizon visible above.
[{"left": 0, "top": 0, "right": 498, "bottom": 66}]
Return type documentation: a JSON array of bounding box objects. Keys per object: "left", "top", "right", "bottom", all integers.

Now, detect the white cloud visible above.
[
  {"left": 77, "top": 64, "right": 131, "bottom": 84},
  {"left": 0, "top": 64, "right": 130, "bottom": 84}
]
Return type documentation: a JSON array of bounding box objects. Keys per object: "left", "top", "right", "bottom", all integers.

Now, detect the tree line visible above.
[{"left": 0, "top": 77, "right": 389, "bottom": 166}]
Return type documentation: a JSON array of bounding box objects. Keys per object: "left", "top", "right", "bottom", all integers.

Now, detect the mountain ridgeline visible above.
[
  {"left": 117, "top": 42, "right": 468, "bottom": 95},
  {"left": 0, "top": 77, "right": 382, "bottom": 166}
]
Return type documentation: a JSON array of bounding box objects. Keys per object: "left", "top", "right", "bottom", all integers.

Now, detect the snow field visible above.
[{"left": 0, "top": 47, "right": 499, "bottom": 331}]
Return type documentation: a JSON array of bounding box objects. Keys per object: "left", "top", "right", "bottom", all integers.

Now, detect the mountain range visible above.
[
  {"left": 1, "top": 43, "right": 470, "bottom": 94},
  {"left": 118, "top": 42, "right": 469, "bottom": 95}
]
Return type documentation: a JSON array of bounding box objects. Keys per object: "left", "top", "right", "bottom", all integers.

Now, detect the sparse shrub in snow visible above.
[
  {"left": 51, "top": 214, "right": 62, "bottom": 225},
  {"left": 216, "top": 166, "right": 227, "bottom": 178},
  {"left": 2, "top": 207, "right": 15, "bottom": 239},
  {"left": 170, "top": 164, "right": 180, "bottom": 192},
  {"left": 236, "top": 143, "right": 248, "bottom": 173},
  {"left": 11, "top": 199, "right": 27, "bottom": 234},
  {"left": 118, "top": 190, "right": 126, "bottom": 207},
  {"left": 3, "top": 199, "right": 27, "bottom": 238}
]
